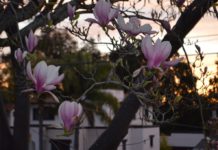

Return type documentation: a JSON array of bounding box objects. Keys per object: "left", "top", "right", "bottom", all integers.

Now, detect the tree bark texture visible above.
[{"left": 89, "top": 93, "right": 140, "bottom": 150}]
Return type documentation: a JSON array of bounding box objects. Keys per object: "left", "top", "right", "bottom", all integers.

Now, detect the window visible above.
[
  {"left": 33, "top": 106, "right": 56, "bottom": 121},
  {"left": 50, "top": 139, "right": 71, "bottom": 150},
  {"left": 149, "top": 135, "right": 154, "bottom": 147}
]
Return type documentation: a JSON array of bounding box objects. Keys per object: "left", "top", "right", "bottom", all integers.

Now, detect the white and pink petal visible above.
[{"left": 26, "top": 62, "right": 36, "bottom": 84}]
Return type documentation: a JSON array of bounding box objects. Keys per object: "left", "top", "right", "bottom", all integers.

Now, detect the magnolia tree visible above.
[{"left": 1, "top": 0, "right": 218, "bottom": 150}]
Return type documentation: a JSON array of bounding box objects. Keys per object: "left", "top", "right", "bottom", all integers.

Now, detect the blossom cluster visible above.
[
  {"left": 14, "top": 31, "right": 38, "bottom": 64},
  {"left": 14, "top": 30, "right": 82, "bottom": 134},
  {"left": 84, "top": 0, "right": 182, "bottom": 69},
  {"left": 14, "top": 0, "right": 182, "bottom": 135}
]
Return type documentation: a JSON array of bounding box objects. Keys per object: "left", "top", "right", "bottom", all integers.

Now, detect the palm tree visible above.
[{"left": 59, "top": 48, "right": 120, "bottom": 126}]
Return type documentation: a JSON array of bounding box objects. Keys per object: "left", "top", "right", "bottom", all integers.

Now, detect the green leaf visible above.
[
  {"left": 74, "top": 13, "right": 80, "bottom": 20},
  {"left": 174, "top": 95, "right": 182, "bottom": 104}
]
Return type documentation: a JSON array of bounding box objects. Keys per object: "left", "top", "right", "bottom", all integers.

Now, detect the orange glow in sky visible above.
[{"left": 3, "top": 0, "right": 218, "bottom": 93}]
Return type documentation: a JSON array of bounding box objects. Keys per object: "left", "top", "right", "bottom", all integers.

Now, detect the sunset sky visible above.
[
  {"left": 74, "top": 0, "right": 218, "bottom": 92},
  {"left": 16, "top": 0, "right": 218, "bottom": 56},
  {"left": 12, "top": 0, "right": 218, "bottom": 73},
  {"left": 5, "top": 0, "right": 218, "bottom": 93},
  {"left": 71, "top": 1, "right": 218, "bottom": 56}
]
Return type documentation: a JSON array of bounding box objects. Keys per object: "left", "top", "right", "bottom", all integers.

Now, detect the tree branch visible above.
[
  {"left": 164, "top": 0, "right": 218, "bottom": 56},
  {"left": 0, "top": 1, "right": 43, "bottom": 32},
  {"left": 0, "top": 0, "right": 126, "bottom": 47},
  {"left": 89, "top": 93, "right": 141, "bottom": 150},
  {"left": 89, "top": 0, "right": 218, "bottom": 149},
  {"left": 0, "top": 1, "right": 93, "bottom": 47}
]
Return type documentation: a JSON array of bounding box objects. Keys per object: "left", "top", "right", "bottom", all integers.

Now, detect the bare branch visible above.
[{"left": 0, "top": 1, "right": 43, "bottom": 32}]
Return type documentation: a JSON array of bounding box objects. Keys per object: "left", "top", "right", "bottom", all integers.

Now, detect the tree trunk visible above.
[
  {"left": 0, "top": 93, "right": 14, "bottom": 150},
  {"left": 6, "top": 22, "right": 30, "bottom": 150},
  {"left": 11, "top": 45, "right": 30, "bottom": 150},
  {"left": 13, "top": 92, "right": 30, "bottom": 150},
  {"left": 38, "top": 101, "right": 44, "bottom": 150},
  {"left": 89, "top": 93, "right": 140, "bottom": 150}
]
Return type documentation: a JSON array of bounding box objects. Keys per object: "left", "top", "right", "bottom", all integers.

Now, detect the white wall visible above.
[
  {"left": 125, "top": 127, "right": 159, "bottom": 150},
  {"left": 9, "top": 89, "right": 158, "bottom": 150},
  {"left": 79, "top": 127, "right": 160, "bottom": 150},
  {"left": 131, "top": 106, "right": 153, "bottom": 126},
  {"left": 29, "top": 127, "right": 75, "bottom": 150},
  {"left": 167, "top": 133, "right": 204, "bottom": 147},
  {"left": 102, "top": 89, "right": 125, "bottom": 102},
  {"left": 30, "top": 105, "right": 60, "bottom": 125},
  {"left": 81, "top": 89, "right": 153, "bottom": 127}
]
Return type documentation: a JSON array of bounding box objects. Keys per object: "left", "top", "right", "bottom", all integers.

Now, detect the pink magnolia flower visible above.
[
  {"left": 67, "top": 3, "right": 76, "bottom": 20},
  {"left": 117, "top": 14, "right": 156, "bottom": 36},
  {"left": 26, "top": 61, "right": 64, "bottom": 93},
  {"left": 14, "top": 48, "right": 27, "bottom": 63},
  {"left": 141, "top": 36, "right": 182, "bottom": 69},
  {"left": 162, "top": 57, "right": 183, "bottom": 69},
  {"left": 25, "top": 30, "right": 38, "bottom": 52},
  {"left": 58, "top": 101, "right": 82, "bottom": 133},
  {"left": 85, "top": 0, "right": 119, "bottom": 28}
]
